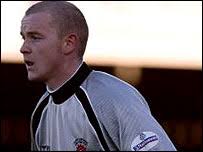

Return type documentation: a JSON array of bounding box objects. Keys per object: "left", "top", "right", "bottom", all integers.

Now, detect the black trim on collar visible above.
[{"left": 50, "top": 62, "right": 92, "bottom": 104}]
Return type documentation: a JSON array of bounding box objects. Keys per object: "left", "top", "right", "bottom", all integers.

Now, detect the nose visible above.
[{"left": 20, "top": 41, "right": 32, "bottom": 54}]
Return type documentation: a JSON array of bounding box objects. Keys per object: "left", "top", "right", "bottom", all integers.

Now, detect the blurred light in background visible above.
[{"left": 1, "top": 1, "right": 202, "bottom": 69}]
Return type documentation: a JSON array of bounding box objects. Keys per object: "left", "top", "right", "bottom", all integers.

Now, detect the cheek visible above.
[
  {"left": 37, "top": 46, "right": 61, "bottom": 70},
  {"left": 37, "top": 41, "right": 59, "bottom": 58},
  {"left": 34, "top": 38, "right": 62, "bottom": 67}
]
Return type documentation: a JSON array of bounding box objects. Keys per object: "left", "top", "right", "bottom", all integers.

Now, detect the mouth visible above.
[{"left": 24, "top": 60, "right": 34, "bottom": 67}]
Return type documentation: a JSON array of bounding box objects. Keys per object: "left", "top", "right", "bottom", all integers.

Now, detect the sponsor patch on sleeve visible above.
[{"left": 131, "top": 131, "right": 159, "bottom": 151}]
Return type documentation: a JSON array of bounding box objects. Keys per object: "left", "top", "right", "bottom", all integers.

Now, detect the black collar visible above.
[{"left": 49, "top": 62, "right": 92, "bottom": 104}]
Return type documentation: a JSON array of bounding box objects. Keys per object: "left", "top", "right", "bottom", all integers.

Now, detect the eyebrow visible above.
[{"left": 20, "top": 31, "right": 43, "bottom": 37}]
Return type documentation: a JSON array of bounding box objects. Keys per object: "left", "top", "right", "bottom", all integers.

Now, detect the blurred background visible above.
[{"left": 1, "top": 1, "right": 202, "bottom": 151}]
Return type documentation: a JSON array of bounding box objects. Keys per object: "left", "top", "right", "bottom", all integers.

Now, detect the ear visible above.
[{"left": 62, "top": 33, "right": 78, "bottom": 55}]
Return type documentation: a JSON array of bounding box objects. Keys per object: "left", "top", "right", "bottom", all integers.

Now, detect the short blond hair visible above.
[{"left": 25, "top": 1, "right": 89, "bottom": 58}]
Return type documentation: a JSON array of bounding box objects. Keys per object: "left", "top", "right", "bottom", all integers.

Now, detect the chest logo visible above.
[{"left": 74, "top": 138, "right": 88, "bottom": 151}]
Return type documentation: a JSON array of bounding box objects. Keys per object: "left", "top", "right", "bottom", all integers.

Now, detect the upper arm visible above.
[
  {"left": 116, "top": 97, "right": 176, "bottom": 151},
  {"left": 98, "top": 92, "right": 176, "bottom": 151}
]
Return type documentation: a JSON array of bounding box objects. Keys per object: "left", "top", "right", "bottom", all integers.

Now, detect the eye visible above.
[
  {"left": 20, "top": 33, "right": 25, "bottom": 40},
  {"left": 31, "top": 35, "right": 41, "bottom": 40}
]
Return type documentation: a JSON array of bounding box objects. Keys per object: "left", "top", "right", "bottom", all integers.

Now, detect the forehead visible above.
[{"left": 21, "top": 12, "right": 54, "bottom": 33}]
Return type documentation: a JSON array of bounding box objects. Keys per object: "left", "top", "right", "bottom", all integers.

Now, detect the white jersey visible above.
[{"left": 30, "top": 62, "right": 176, "bottom": 151}]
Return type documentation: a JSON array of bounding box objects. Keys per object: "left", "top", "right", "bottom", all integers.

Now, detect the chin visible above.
[
  {"left": 28, "top": 76, "right": 40, "bottom": 82},
  {"left": 27, "top": 73, "right": 43, "bottom": 82}
]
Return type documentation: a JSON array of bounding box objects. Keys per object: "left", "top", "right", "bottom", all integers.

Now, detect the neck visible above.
[{"left": 46, "top": 60, "right": 83, "bottom": 91}]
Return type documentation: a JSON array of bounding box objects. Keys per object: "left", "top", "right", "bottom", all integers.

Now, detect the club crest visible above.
[{"left": 74, "top": 138, "right": 88, "bottom": 151}]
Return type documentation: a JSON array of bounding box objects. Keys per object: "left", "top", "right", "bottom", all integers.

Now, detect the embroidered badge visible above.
[
  {"left": 74, "top": 138, "right": 88, "bottom": 151},
  {"left": 131, "top": 131, "right": 159, "bottom": 151}
]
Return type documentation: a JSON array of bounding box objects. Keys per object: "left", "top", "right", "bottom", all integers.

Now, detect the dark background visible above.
[{"left": 0, "top": 63, "right": 202, "bottom": 151}]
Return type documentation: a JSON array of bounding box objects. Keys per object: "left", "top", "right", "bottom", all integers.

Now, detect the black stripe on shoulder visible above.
[
  {"left": 32, "top": 95, "right": 49, "bottom": 136},
  {"left": 75, "top": 88, "right": 110, "bottom": 151}
]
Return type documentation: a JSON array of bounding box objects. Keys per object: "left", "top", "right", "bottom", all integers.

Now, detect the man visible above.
[{"left": 20, "top": 1, "right": 177, "bottom": 151}]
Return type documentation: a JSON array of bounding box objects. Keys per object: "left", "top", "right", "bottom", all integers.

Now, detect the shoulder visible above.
[
  {"left": 82, "top": 70, "right": 150, "bottom": 115},
  {"left": 85, "top": 70, "right": 137, "bottom": 95}
]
